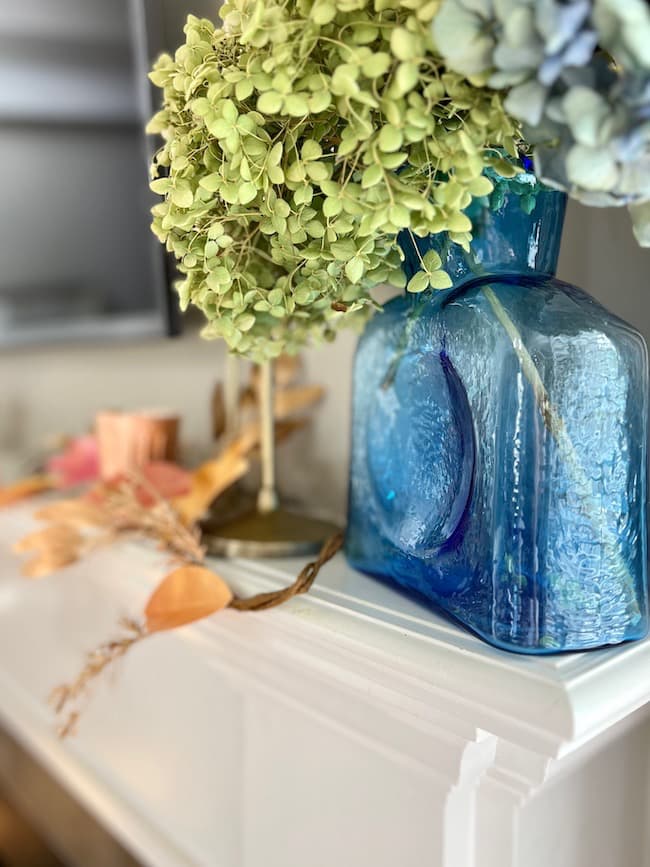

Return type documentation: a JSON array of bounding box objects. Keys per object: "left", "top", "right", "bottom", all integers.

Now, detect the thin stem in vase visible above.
[
  {"left": 483, "top": 286, "right": 640, "bottom": 619},
  {"left": 257, "top": 361, "right": 279, "bottom": 515},
  {"left": 224, "top": 352, "right": 241, "bottom": 440}
]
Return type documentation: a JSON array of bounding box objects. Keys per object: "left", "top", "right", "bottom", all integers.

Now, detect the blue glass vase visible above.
[{"left": 345, "top": 181, "right": 649, "bottom": 653}]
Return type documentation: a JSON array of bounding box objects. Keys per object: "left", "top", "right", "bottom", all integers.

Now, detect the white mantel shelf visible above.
[{"left": 0, "top": 502, "right": 649, "bottom": 867}]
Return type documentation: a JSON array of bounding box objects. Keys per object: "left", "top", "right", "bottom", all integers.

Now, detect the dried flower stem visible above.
[{"left": 483, "top": 286, "right": 639, "bottom": 616}]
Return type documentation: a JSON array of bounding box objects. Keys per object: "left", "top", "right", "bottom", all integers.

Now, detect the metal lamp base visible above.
[
  {"left": 201, "top": 506, "right": 341, "bottom": 559},
  {"left": 202, "top": 360, "right": 340, "bottom": 558}
]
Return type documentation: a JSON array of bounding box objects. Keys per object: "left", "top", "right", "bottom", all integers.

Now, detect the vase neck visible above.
[{"left": 400, "top": 184, "right": 567, "bottom": 288}]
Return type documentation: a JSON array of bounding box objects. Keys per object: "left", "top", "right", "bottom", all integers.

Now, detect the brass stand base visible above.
[{"left": 201, "top": 506, "right": 341, "bottom": 558}]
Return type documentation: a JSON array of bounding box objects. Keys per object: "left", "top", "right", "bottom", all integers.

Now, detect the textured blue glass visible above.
[{"left": 346, "top": 184, "right": 649, "bottom": 653}]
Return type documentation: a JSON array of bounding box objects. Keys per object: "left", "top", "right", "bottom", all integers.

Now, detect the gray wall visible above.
[
  {"left": 0, "top": 0, "right": 164, "bottom": 339},
  {"left": 160, "top": 0, "right": 218, "bottom": 44},
  {"left": 560, "top": 202, "right": 650, "bottom": 340}
]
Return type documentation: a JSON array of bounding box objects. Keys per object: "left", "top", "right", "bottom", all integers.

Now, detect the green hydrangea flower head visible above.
[{"left": 148, "top": 0, "right": 520, "bottom": 361}]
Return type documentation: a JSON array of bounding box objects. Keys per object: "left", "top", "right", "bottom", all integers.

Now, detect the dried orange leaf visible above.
[
  {"left": 250, "top": 355, "right": 302, "bottom": 390},
  {"left": 238, "top": 385, "right": 256, "bottom": 413},
  {"left": 274, "top": 354, "right": 302, "bottom": 387},
  {"left": 173, "top": 448, "right": 249, "bottom": 524},
  {"left": 232, "top": 423, "right": 264, "bottom": 457},
  {"left": 231, "top": 417, "right": 307, "bottom": 457},
  {"left": 212, "top": 382, "right": 226, "bottom": 439},
  {"left": 274, "top": 385, "right": 325, "bottom": 420},
  {"left": 0, "top": 476, "right": 55, "bottom": 508},
  {"left": 145, "top": 565, "right": 233, "bottom": 632},
  {"left": 33, "top": 498, "right": 107, "bottom": 527},
  {"left": 275, "top": 418, "right": 309, "bottom": 445}
]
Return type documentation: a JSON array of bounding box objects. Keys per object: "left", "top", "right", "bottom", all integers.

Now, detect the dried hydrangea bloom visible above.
[{"left": 148, "top": 2, "right": 520, "bottom": 360}]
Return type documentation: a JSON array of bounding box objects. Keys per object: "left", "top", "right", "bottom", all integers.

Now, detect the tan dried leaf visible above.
[
  {"left": 0, "top": 476, "right": 55, "bottom": 508},
  {"left": 145, "top": 564, "right": 233, "bottom": 633},
  {"left": 274, "top": 386, "right": 325, "bottom": 421},
  {"left": 172, "top": 446, "right": 249, "bottom": 524},
  {"left": 14, "top": 524, "right": 83, "bottom": 578},
  {"left": 228, "top": 422, "right": 264, "bottom": 458},
  {"left": 212, "top": 382, "right": 226, "bottom": 439},
  {"left": 22, "top": 549, "right": 80, "bottom": 579},
  {"left": 229, "top": 418, "right": 308, "bottom": 460},
  {"left": 14, "top": 523, "right": 81, "bottom": 554},
  {"left": 274, "top": 418, "right": 309, "bottom": 445},
  {"left": 274, "top": 354, "right": 302, "bottom": 387},
  {"left": 238, "top": 385, "right": 257, "bottom": 414},
  {"left": 33, "top": 498, "right": 107, "bottom": 528},
  {"left": 250, "top": 355, "right": 302, "bottom": 390}
]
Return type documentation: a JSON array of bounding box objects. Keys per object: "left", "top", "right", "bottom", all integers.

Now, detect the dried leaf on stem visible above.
[
  {"left": 145, "top": 564, "right": 233, "bottom": 632},
  {"left": 0, "top": 476, "right": 56, "bottom": 508}
]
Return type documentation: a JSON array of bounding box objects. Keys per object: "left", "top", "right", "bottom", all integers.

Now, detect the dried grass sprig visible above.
[
  {"left": 50, "top": 617, "right": 147, "bottom": 739},
  {"left": 101, "top": 473, "right": 206, "bottom": 565}
]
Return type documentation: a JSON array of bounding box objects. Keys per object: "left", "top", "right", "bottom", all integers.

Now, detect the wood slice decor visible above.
[{"left": 95, "top": 411, "right": 180, "bottom": 481}]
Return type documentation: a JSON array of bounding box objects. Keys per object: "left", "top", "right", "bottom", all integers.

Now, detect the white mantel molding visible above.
[{"left": 0, "top": 501, "right": 648, "bottom": 867}]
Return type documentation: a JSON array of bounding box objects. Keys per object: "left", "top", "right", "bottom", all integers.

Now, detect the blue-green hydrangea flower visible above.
[
  {"left": 433, "top": 0, "right": 597, "bottom": 125},
  {"left": 532, "top": 65, "right": 650, "bottom": 242},
  {"left": 593, "top": 0, "right": 650, "bottom": 70},
  {"left": 433, "top": 0, "right": 650, "bottom": 245}
]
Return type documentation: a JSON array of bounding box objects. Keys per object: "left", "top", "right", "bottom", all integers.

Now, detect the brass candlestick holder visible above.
[{"left": 201, "top": 360, "right": 339, "bottom": 558}]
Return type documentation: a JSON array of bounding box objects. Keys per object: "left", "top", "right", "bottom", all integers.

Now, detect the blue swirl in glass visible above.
[{"left": 345, "top": 181, "right": 649, "bottom": 653}]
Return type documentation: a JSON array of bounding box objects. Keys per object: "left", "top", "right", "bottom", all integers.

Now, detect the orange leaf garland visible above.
[
  {"left": 0, "top": 476, "right": 55, "bottom": 508},
  {"left": 145, "top": 565, "right": 233, "bottom": 633}
]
